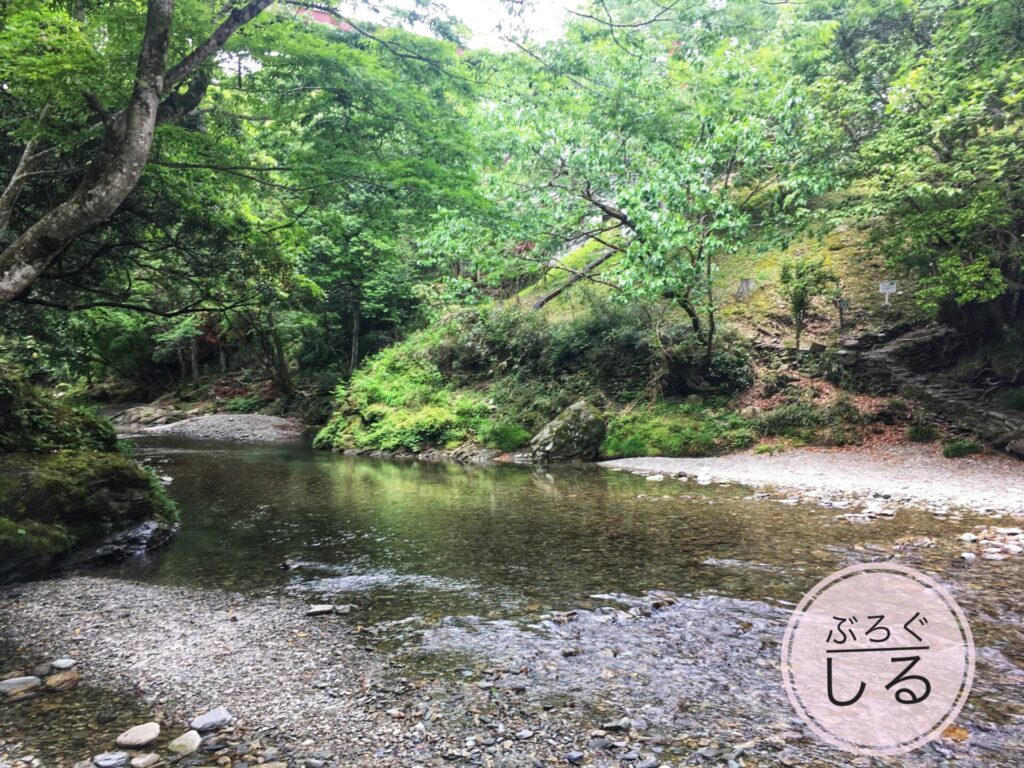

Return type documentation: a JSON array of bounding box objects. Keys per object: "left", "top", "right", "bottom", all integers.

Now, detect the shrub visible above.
[
  {"left": 224, "top": 394, "right": 263, "bottom": 413},
  {"left": 755, "top": 394, "right": 865, "bottom": 445},
  {"left": 478, "top": 421, "right": 532, "bottom": 452},
  {"left": 942, "top": 438, "right": 983, "bottom": 458},
  {"left": 907, "top": 416, "right": 939, "bottom": 442}
]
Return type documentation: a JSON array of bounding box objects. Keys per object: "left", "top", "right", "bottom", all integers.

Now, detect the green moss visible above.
[
  {"left": 0, "top": 361, "right": 178, "bottom": 581},
  {"left": 600, "top": 402, "right": 755, "bottom": 459},
  {"left": 942, "top": 439, "right": 983, "bottom": 458},
  {"left": 477, "top": 421, "right": 531, "bottom": 452}
]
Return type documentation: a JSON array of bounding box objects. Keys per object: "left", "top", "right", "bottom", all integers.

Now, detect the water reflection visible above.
[{"left": 107, "top": 438, "right": 1022, "bottom": 635}]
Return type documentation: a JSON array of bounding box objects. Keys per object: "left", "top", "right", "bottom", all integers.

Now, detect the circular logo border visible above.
[{"left": 781, "top": 563, "right": 975, "bottom": 756}]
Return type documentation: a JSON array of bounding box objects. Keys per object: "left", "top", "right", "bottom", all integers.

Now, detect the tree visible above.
[
  {"left": 779, "top": 255, "right": 838, "bottom": 350},
  {"left": 0, "top": 0, "right": 275, "bottom": 305}
]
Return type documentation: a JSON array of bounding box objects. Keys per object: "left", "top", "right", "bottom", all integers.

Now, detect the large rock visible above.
[{"left": 529, "top": 400, "right": 606, "bottom": 462}]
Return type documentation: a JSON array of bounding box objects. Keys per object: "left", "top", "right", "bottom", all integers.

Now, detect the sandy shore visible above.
[{"left": 600, "top": 444, "right": 1024, "bottom": 515}]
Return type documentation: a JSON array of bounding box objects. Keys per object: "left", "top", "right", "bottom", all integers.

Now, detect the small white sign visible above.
[{"left": 879, "top": 281, "right": 897, "bottom": 305}]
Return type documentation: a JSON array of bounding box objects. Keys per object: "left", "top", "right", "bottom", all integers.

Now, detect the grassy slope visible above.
[{"left": 317, "top": 212, "right": 936, "bottom": 459}]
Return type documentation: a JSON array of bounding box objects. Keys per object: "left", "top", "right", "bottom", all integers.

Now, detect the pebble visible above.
[
  {"left": 515, "top": 729, "right": 533, "bottom": 740},
  {"left": 959, "top": 533, "right": 978, "bottom": 542},
  {"left": 959, "top": 552, "right": 977, "bottom": 563},
  {"left": 166, "top": 730, "right": 202, "bottom": 755},
  {"left": 116, "top": 722, "right": 161, "bottom": 748},
  {"left": 93, "top": 753, "right": 129, "bottom": 768},
  {"left": 51, "top": 658, "right": 77, "bottom": 670},
  {"left": 565, "top": 751, "right": 585, "bottom": 764},
  {"left": 0, "top": 676, "right": 41, "bottom": 697},
  {"left": 645, "top": 475, "right": 664, "bottom": 482},
  {"left": 190, "top": 706, "right": 233, "bottom": 732},
  {"left": 130, "top": 755, "right": 160, "bottom": 768},
  {"left": 30, "top": 663, "right": 52, "bottom": 678}
]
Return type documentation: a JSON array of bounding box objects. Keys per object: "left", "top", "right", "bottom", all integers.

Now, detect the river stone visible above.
[
  {"left": 305, "top": 605, "right": 335, "bottom": 616},
  {"left": 93, "top": 753, "right": 129, "bottom": 768},
  {"left": 45, "top": 669, "right": 81, "bottom": 690},
  {"left": 191, "top": 706, "right": 233, "bottom": 732},
  {"left": 1, "top": 676, "right": 41, "bottom": 697},
  {"left": 116, "top": 722, "right": 160, "bottom": 748},
  {"left": 960, "top": 552, "right": 977, "bottom": 563},
  {"left": 166, "top": 731, "right": 202, "bottom": 755},
  {"left": 529, "top": 399, "right": 605, "bottom": 462},
  {"left": 51, "top": 657, "right": 77, "bottom": 670},
  {"left": 31, "top": 663, "right": 52, "bottom": 678},
  {"left": 130, "top": 754, "right": 160, "bottom": 768}
]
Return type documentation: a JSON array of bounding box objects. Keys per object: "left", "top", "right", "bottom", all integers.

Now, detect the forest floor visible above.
[{"left": 600, "top": 444, "right": 1024, "bottom": 517}]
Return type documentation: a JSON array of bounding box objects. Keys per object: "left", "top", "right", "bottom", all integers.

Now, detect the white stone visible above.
[
  {"left": 51, "top": 658, "right": 77, "bottom": 670},
  {"left": 645, "top": 474, "right": 664, "bottom": 482},
  {"left": 305, "top": 605, "right": 335, "bottom": 616},
  {"left": 959, "top": 533, "right": 978, "bottom": 542},
  {"left": 116, "top": 722, "right": 160, "bottom": 748},
  {"left": 93, "top": 753, "right": 128, "bottom": 768},
  {"left": 130, "top": 754, "right": 159, "bottom": 768}
]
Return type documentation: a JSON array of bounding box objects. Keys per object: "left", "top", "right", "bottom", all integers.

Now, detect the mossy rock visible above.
[
  {"left": 0, "top": 450, "right": 177, "bottom": 582},
  {"left": 0, "top": 364, "right": 177, "bottom": 582},
  {"left": 529, "top": 399, "right": 606, "bottom": 462}
]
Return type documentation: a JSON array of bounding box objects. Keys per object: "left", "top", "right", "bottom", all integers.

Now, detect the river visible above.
[{"left": 3, "top": 436, "right": 1023, "bottom": 766}]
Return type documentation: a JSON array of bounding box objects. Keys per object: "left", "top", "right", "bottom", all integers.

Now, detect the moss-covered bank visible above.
[
  {"left": 316, "top": 299, "right": 894, "bottom": 460},
  {"left": 0, "top": 366, "right": 177, "bottom": 582}
]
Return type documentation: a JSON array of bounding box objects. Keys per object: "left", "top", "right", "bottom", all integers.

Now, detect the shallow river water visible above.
[{"left": 4, "top": 437, "right": 1023, "bottom": 766}]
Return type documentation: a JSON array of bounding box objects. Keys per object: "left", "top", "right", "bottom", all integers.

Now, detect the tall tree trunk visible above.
[
  {"left": 348, "top": 302, "right": 361, "bottom": 378},
  {"left": 190, "top": 333, "right": 199, "bottom": 383}
]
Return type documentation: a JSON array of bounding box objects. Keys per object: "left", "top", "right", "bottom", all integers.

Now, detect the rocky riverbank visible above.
[
  {"left": 136, "top": 415, "right": 305, "bottom": 443},
  {"left": 600, "top": 443, "right": 1024, "bottom": 517},
  {"left": 2, "top": 573, "right": 1022, "bottom": 767}
]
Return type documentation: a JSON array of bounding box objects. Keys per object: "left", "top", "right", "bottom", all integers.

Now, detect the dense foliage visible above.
[{"left": 2, "top": 0, "right": 1021, "bottom": 456}]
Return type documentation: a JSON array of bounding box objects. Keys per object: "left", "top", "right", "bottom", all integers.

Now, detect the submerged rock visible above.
[
  {"left": 51, "top": 657, "right": 77, "bottom": 670},
  {"left": 0, "top": 675, "right": 41, "bottom": 697},
  {"left": 44, "top": 669, "right": 81, "bottom": 690},
  {"left": 130, "top": 754, "right": 160, "bottom": 768},
  {"left": 166, "top": 730, "right": 202, "bottom": 755},
  {"left": 93, "top": 753, "right": 129, "bottom": 768},
  {"left": 529, "top": 400, "right": 606, "bottom": 462}
]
